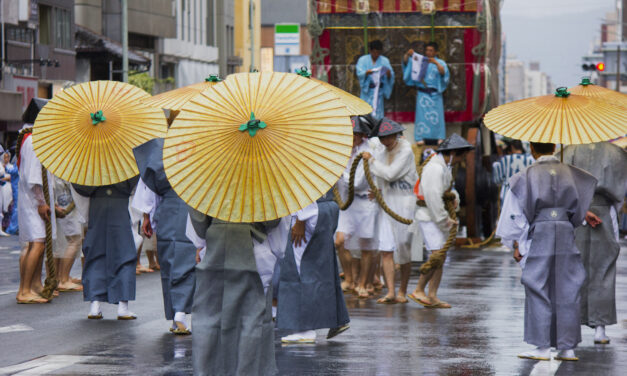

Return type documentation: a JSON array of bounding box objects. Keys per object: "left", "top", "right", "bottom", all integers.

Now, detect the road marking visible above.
[
  {"left": 0, "top": 290, "right": 17, "bottom": 296},
  {"left": 0, "top": 324, "right": 34, "bottom": 334},
  {"left": 529, "top": 357, "right": 561, "bottom": 376},
  {"left": 10, "top": 251, "right": 21, "bottom": 255},
  {"left": 0, "top": 355, "right": 92, "bottom": 375}
]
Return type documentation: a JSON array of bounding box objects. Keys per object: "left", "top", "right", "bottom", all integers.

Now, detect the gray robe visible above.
[
  {"left": 562, "top": 143, "right": 627, "bottom": 327},
  {"left": 134, "top": 138, "right": 196, "bottom": 320},
  {"left": 74, "top": 177, "right": 139, "bottom": 304},
  {"left": 190, "top": 211, "right": 278, "bottom": 376},
  {"left": 277, "top": 192, "right": 350, "bottom": 331},
  {"left": 509, "top": 159, "right": 596, "bottom": 350}
]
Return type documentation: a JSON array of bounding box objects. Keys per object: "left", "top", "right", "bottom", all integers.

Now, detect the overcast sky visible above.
[{"left": 501, "top": 0, "right": 618, "bottom": 87}]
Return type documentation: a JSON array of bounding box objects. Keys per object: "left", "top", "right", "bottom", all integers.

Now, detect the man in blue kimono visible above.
[
  {"left": 74, "top": 177, "right": 139, "bottom": 320},
  {"left": 402, "top": 42, "right": 450, "bottom": 145},
  {"left": 492, "top": 139, "right": 535, "bottom": 206},
  {"left": 277, "top": 191, "right": 350, "bottom": 343},
  {"left": 496, "top": 142, "right": 598, "bottom": 362},
  {"left": 132, "top": 138, "right": 197, "bottom": 334},
  {"left": 356, "top": 40, "right": 394, "bottom": 119}
]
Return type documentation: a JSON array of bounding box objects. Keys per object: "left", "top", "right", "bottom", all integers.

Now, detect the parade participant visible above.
[
  {"left": 496, "top": 142, "right": 597, "bottom": 361},
  {"left": 492, "top": 139, "right": 534, "bottom": 205},
  {"left": 362, "top": 118, "right": 417, "bottom": 304},
  {"left": 16, "top": 125, "right": 57, "bottom": 304},
  {"left": 409, "top": 134, "right": 473, "bottom": 309},
  {"left": 402, "top": 42, "right": 450, "bottom": 145},
  {"left": 0, "top": 153, "right": 10, "bottom": 236},
  {"left": 132, "top": 138, "right": 197, "bottom": 334},
  {"left": 5, "top": 152, "right": 20, "bottom": 235},
  {"left": 356, "top": 40, "right": 395, "bottom": 119},
  {"left": 188, "top": 210, "right": 280, "bottom": 376},
  {"left": 561, "top": 142, "right": 627, "bottom": 345},
  {"left": 53, "top": 176, "right": 87, "bottom": 292},
  {"left": 278, "top": 191, "right": 350, "bottom": 343},
  {"left": 335, "top": 115, "right": 379, "bottom": 298},
  {"left": 74, "top": 176, "right": 139, "bottom": 320}
]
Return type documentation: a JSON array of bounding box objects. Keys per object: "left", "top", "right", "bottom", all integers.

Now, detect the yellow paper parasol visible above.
[
  {"left": 612, "top": 136, "right": 627, "bottom": 149},
  {"left": 569, "top": 78, "right": 627, "bottom": 108},
  {"left": 483, "top": 87, "right": 627, "bottom": 144},
  {"left": 142, "top": 75, "right": 222, "bottom": 113},
  {"left": 163, "top": 71, "right": 353, "bottom": 223},
  {"left": 33, "top": 80, "right": 168, "bottom": 186},
  {"left": 295, "top": 67, "right": 373, "bottom": 116}
]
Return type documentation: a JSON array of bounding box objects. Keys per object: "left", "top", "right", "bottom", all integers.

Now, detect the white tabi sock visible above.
[
  {"left": 518, "top": 347, "right": 550, "bottom": 360},
  {"left": 594, "top": 325, "right": 609, "bottom": 342},
  {"left": 117, "top": 301, "right": 136, "bottom": 317},
  {"left": 174, "top": 312, "right": 188, "bottom": 328},
  {"left": 556, "top": 348, "right": 578, "bottom": 360},
  {"left": 272, "top": 306, "right": 277, "bottom": 319},
  {"left": 89, "top": 301, "right": 101, "bottom": 316}
]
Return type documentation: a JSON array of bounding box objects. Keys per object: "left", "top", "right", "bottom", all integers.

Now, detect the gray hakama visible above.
[
  {"left": 562, "top": 143, "right": 627, "bottom": 327},
  {"left": 134, "top": 138, "right": 196, "bottom": 320},
  {"left": 189, "top": 212, "right": 278, "bottom": 376},
  {"left": 74, "top": 177, "right": 139, "bottom": 304},
  {"left": 277, "top": 193, "right": 350, "bottom": 331},
  {"left": 509, "top": 158, "right": 596, "bottom": 350}
]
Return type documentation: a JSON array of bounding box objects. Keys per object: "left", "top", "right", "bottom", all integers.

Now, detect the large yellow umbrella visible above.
[
  {"left": 33, "top": 80, "right": 168, "bottom": 186},
  {"left": 483, "top": 87, "right": 627, "bottom": 144},
  {"left": 569, "top": 78, "right": 627, "bottom": 109},
  {"left": 295, "top": 67, "right": 373, "bottom": 116},
  {"left": 163, "top": 71, "right": 353, "bottom": 223},
  {"left": 142, "top": 75, "right": 222, "bottom": 113}
]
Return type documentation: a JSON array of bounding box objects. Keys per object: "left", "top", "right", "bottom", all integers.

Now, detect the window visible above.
[
  {"left": 6, "top": 26, "right": 34, "bottom": 44},
  {"left": 55, "top": 8, "right": 72, "bottom": 50},
  {"left": 39, "top": 5, "right": 52, "bottom": 45}
]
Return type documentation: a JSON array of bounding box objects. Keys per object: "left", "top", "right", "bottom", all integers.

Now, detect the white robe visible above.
[
  {"left": 369, "top": 138, "right": 417, "bottom": 263},
  {"left": 292, "top": 202, "right": 319, "bottom": 275},
  {"left": 496, "top": 189, "right": 531, "bottom": 268},
  {"left": 17, "top": 134, "right": 56, "bottom": 243},
  {"left": 131, "top": 178, "right": 161, "bottom": 230}
]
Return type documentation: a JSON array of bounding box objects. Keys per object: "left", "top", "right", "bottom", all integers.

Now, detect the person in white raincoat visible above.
[
  {"left": 335, "top": 115, "right": 381, "bottom": 299},
  {"left": 408, "top": 134, "right": 473, "bottom": 309},
  {"left": 16, "top": 124, "right": 57, "bottom": 304},
  {"left": 362, "top": 118, "right": 417, "bottom": 304}
]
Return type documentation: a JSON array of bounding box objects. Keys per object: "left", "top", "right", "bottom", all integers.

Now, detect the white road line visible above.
[
  {"left": 0, "top": 355, "right": 92, "bottom": 375},
  {"left": 0, "top": 324, "right": 34, "bottom": 334},
  {"left": 9, "top": 251, "right": 21, "bottom": 255},
  {"left": 0, "top": 290, "right": 17, "bottom": 296},
  {"left": 529, "top": 356, "right": 561, "bottom": 376}
]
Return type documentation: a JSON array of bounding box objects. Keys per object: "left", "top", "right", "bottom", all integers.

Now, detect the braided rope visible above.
[
  {"left": 15, "top": 127, "right": 33, "bottom": 166},
  {"left": 39, "top": 165, "right": 58, "bottom": 299},
  {"left": 55, "top": 202, "right": 76, "bottom": 219},
  {"left": 332, "top": 153, "right": 363, "bottom": 210},
  {"left": 361, "top": 155, "right": 414, "bottom": 225},
  {"left": 416, "top": 153, "right": 458, "bottom": 274}
]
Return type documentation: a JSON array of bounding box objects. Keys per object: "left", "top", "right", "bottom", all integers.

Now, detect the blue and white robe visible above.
[
  {"left": 402, "top": 57, "right": 449, "bottom": 142},
  {"left": 356, "top": 54, "right": 395, "bottom": 119},
  {"left": 492, "top": 153, "right": 535, "bottom": 206}
]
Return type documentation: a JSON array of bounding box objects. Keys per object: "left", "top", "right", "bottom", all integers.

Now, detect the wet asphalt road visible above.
[{"left": 0, "top": 235, "right": 626, "bottom": 375}]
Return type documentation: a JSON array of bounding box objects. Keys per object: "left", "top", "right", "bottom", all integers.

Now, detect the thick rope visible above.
[
  {"left": 15, "top": 127, "right": 33, "bottom": 166},
  {"left": 416, "top": 154, "right": 458, "bottom": 274},
  {"left": 362, "top": 155, "right": 414, "bottom": 225},
  {"left": 55, "top": 202, "right": 76, "bottom": 219},
  {"left": 39, "top": 165, "right": 58, "bottom": 299},
  {"left": 334, "top": 152, "right": 413, "bottom": 224},
  {"left": 332, "top": 153, "right": 363, "bottom": 210}
]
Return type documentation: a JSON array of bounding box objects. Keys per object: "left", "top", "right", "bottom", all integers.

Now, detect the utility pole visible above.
[
  {"left": 249, "top": 0, "right": 254, "bottom": 71},
  {"left": 617, "top": 44, "right": 621, "bottom": 91},
  {"left": 122, "top": 0, "right": 128, "bottom": 82}
]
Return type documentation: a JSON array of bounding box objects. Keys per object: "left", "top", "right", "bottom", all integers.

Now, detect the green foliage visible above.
[{"left": 128, "top": 72, "right": 154, "bottom": 94}]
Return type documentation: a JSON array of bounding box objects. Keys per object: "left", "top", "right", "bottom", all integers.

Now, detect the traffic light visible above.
[{"left": 582, "top": 62, "right": 605, "bottom": 71}]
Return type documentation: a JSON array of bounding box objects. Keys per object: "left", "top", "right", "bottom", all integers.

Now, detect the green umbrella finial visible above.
[
  {"left": 554, "top": 87, "right": 571, "bottom": 98},
  {"left": 580, "top": 77, "right": 592, "bottom": 86},
  {"left": 90, "top": 110, "right": 106, "bottom": 125},
  {"left": 295, "top": 66, "right": 312, "bottom": 78},
  {"left": 239, "top": 112, "right": 267, "bottom": 137},
  {"left": 205, "top": 74, "right": 221, "bottom": 82}
]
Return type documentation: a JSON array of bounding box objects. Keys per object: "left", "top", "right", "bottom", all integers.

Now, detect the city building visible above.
[
  {"left": 260, "top": 0, "right": 310, "bottom": 73},
  {"left": 233, "top": 0, "right": 260, "bottom": 73},
  {"left": 1, "top": 0, "right": 76, "bottom": 138}
]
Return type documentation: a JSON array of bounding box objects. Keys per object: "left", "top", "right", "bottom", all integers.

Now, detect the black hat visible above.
[
  {"left": 374, "top": 117, "right": 405, "bottom": 137},
  {"left": 436, "top": 133, "right": 475, "bottom": 153},
  {"left": 351, "top": 114, "right": 377, "bottom": 135},
  {"left": 22, "top": 98, "right": 49, "bottom": 124}
]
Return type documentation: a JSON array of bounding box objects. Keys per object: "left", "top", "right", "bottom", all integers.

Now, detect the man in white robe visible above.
[
  {"left": 408, "top": 134, "right": 473, "bottom": 309},
  {"left": 16, "top": 126, "right": 57, "bottom": 304}
]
